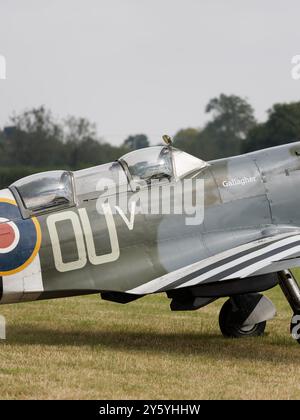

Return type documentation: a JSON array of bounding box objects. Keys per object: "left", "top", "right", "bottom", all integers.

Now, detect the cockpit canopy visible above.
[
  {"left": 9, "top": 146, "right": 208, "bottom": 217},
  {"left": 119, "top": 146, "right": 208, "bottom": 185},
  {"left": 11, "top": 170, "right": 75, "bottom": 214}
]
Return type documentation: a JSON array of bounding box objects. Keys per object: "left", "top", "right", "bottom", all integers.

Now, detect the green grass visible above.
[{"left": 1, "top": 273, "right": 300, "bottom": 399}]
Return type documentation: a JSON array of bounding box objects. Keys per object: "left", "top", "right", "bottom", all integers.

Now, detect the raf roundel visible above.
[
  {"left": 0, "top": 218, "right": 20, "bottom": 253},
  {"left": 0, "top": 199, "right": 41, "bottom": 275}
]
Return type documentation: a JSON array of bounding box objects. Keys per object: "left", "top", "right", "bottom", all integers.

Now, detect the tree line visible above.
[
  {"left": 1, "top": 94, "right": 300, "bottom": 187},
  {"left": 174, "top": 94, "right": 300, "bottom": 160}
]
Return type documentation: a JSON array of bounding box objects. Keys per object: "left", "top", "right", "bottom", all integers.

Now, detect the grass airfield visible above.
[{"left": 1, "top": 275, "right": 300, "bottom": 399}]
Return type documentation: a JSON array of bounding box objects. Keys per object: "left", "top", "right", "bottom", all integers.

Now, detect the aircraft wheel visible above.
[{"left": 219, "top": 299, "right": 266, "bottom": 338}]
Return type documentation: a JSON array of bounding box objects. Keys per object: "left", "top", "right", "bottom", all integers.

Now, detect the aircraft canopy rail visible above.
[
  {"left": 10, "top": 170, "right": 75, "bottom": 216},
  {"left": 118, "top": 146, "right": 209, "bottom": 185}
]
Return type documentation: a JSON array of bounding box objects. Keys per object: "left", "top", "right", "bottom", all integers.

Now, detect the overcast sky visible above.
[{"left": 0, "top": 0, "right": 300, "bottom": 145}]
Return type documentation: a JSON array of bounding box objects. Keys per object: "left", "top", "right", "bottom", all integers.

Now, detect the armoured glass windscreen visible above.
[
  {"left": 172, "top": 149, "right": 209, "bottom": 178},
  {"left": 119, "top": 146, "right": 173, "bottom": 184},
  {"left": 12, "top": 170, "right": 74, "bottom": 212}
]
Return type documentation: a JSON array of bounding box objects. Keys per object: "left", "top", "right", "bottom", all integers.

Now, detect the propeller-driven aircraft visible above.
[{"left": 1, "top": 135, "right": 300, "bottom": 341}]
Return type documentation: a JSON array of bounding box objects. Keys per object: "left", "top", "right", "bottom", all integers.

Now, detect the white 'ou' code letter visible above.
[
  {"left": 47, "top": 211, "right": 87, "bottom": 272},
  {"left": 47, "top": 204, "right": 120, "bottom": 272},
  {"left": 78, "top": 203, "right": 120, "bottom": 265}
]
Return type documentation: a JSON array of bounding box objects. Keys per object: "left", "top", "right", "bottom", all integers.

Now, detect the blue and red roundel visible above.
[{"left": 0, "top": 199, "right": 41, "bottom": 275}]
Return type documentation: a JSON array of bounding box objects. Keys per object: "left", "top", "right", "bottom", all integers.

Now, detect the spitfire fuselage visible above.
[{"left": 0, "top": 142, "right": 300, "bottom": 304}]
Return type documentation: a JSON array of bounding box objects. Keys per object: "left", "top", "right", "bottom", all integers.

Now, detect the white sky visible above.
[{"left": 0, "top": 0, "right": 300, "bottom": 145}]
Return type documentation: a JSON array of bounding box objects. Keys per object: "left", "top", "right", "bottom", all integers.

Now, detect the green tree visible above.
[
  {"left": 63, "top": 116, "right": 126, "bottom": 167},
  {"left": 243, "top": 102, "right": 300, "bottom": 153},
  {"left": 205, "top": 94, "right": 256, "bottom": 139},
  {"left": 173, "top": 128, "right": 201, "bottom": 156},
  {"left": 174, "top": 94, "right": 256, "bottom": 160},
  {"left": 63, "top": 116, "right": 99, "bottom": 167},
  {"left": 123, "top": 134, "right": 149, "bottom": 150},
  {"left": 204, "top": 94, "right": 256, "bottom": 157},
  {"left": 5, "top": 106, "right": 66, "bottom": 167}
]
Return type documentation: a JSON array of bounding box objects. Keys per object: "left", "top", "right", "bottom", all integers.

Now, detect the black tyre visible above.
[{"left": 219, "top": 299, "right": 266, "bottom": 338}]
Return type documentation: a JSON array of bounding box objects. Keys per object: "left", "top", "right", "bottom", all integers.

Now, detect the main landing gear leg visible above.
[{"left": 278, "top": 270, "right": 300, "bottom": 343}]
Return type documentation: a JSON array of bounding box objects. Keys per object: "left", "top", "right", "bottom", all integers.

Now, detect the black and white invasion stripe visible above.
[{"left": 127, "top": 232, "right": 300, "bottom": 294}]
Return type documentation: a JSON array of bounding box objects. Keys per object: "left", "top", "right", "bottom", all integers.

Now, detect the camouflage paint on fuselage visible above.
[{"left": 1, "top": 142, "right": 300, "bottom": 304}]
